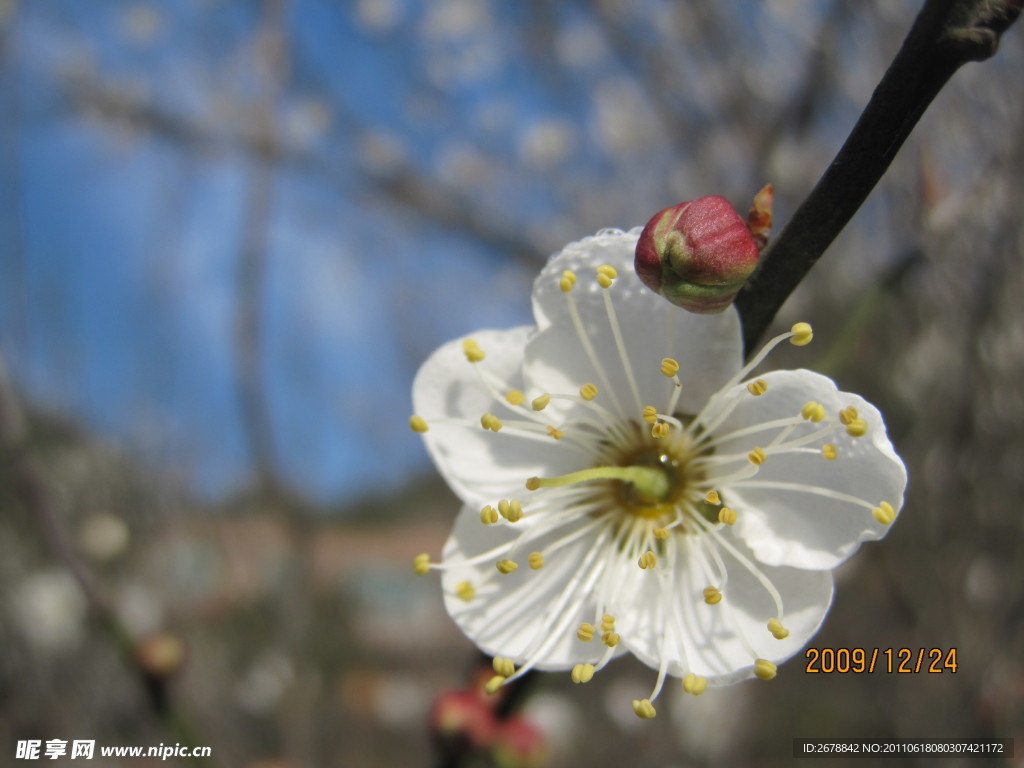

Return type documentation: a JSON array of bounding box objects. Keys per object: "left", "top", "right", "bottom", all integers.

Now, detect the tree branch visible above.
[
  {"left": 735, "top": 0, "right": 1022, "bottom": 355},
  {"left": 0, "top": 356, "right": 217, "bottom": 767}
]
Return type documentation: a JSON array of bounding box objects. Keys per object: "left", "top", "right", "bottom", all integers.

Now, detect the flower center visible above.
[
  {"left": 528, "top": 420, "right": 714, "bottom": 523},
  {"left": 615, "top": 443, "right": 687, "bottom": 516}
]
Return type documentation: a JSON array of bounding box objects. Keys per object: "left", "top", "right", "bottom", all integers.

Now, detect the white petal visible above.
[
  {"left": 711, "top": 370, "right": 908, "bottom": 570},
  {"left": 613, "top": 532, "right": 833, "bottom": 684},
  {"left": 440, "top": 504, "right": 627, "bottom": 670},
  {"left": 525, "top": 229, "right": 743, "bottom": 417},
  {"left": 532, "top": 228, "right": 642, "bottom": 331},
  {"left": 413, "top": 326, "right": 580, "bottom": 507}
]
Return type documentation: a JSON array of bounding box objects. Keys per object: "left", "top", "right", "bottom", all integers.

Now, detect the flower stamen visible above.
[
  {"left": 493, "top": 657, "right": 516, "bottom": 677},
  {"left": 632, "top": 699, "right": 657, "bottom": 719},
  {"left": 562, "top": 278, "right": 624, "bottom": 415},
  {"left": 682, "top": 673, "right": 708, "bottom": 695},
  {"left": 600, "top": 268, "right": 644, "bottom": 412},
  {"left": 767, "top": 618, "right": 790, "bottom": 640},
  {"left": 872, "top": 501, "right": 896, "bottom": 525},
  {"left": 692, "top": 513, "right": 785, "bottom": 621},
  {"left": 480, "top": 413, "right": 503, "bottom": 431},
  {"left": 462, "top": 339, "right": 486, "bottom": 362},
  {"left": 571, "top": 663, "right": 595, "bottom": 683}
]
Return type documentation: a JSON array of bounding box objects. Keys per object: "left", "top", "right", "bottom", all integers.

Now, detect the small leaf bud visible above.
[{"left": 746, "top": 183, "right": 774, "bottom": 251}]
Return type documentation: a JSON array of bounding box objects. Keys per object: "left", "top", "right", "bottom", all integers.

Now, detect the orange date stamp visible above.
[{"left": 804, "top": 647, "right": 958, "bottom": 674}]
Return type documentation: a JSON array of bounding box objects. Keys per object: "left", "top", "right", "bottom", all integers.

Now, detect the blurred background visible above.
[{"left": 1, "top": 1, "right": 1022, "bottom": 766}]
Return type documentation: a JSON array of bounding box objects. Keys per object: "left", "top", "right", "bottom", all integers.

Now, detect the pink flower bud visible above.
[
  {"left": 430, "top": 688, "right": 498, "bottom": 748},
  {"left": 635, "top": 195, "right": 761, "bottom": 313},
  {"left": 492, "top": 716, "right": 545, "bottom": 768}
]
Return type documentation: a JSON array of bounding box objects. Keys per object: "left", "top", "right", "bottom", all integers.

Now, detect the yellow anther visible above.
[
  {"left": 579, "top": 383, "right": 598, "bottom": 401},
  {"left": 576, "top": 623, "right": 595, "bottom": 642},
  {"left": 455, "top": 581, "right": 476, "bottom": 601},
  {"left": 601, "top": 631, "right": 620, "bottom": 648},
  {"left": 413, "top": 553, "right": 431, "bottom": 575},
  {"left": 703, "top": 586, "right": 723, "bottom": 605},
  {"left": 571, "top": 663, "right": 595, "bottom": 684},
  {"left": 747, "top": 379, "right": 768, "bottom": 396},
  {"left": 638, "top": 550, "right": 657, "bottom": 569},
  {"left": 754, "top": 659, "right": 778, "bottom": 680},
  {"left": 846, "top": 418, "right": 868, "bottom": 437},
  {"left": 718, "top": 507, "right": 737, "bottom": 525},
  {"left": 546, "top": 425, "right": 565, "bottom": 440},
  {"left": 601, "top": 614, "right": 616, "bottom": 631},
  {"left": 493, "top": 657, "right": 516, "bottom": 677},
  {"left": 632, "top": 699, "right": 657, "bottom": 719},
  {"left": 528, "top": 552, "right": 544, "bottom": 570},
  {"left": 642, "top": 405, "right": 658, "bottom": 424},
  {"left": 872, "top": 501, "right": 896, "bottom": 525},
  {"left": 509, "top": 499, "right": 525, "bottom": 521},
  {"left": 596, "top": 265, "right": 617, "bottom": 288},
  {"left": 682, "top": 673, "right": 708, "bottom": 696},
  {"left": 821, "top": 443, "right": 838, "bottom": 461},
  {"left": 789, "top": 322, "right": 813, "bottom": 346},
  {"left": 767, "top": 618, "right": 790, "bottom": 640},
  {"left": 484, "top": 675, "right": 506, "bottom": 695},
  {"left": 531, "top": 393, "right": 551, "bottom": 411},
  {"left": 838, "top": 405, "right": 859, "bottom": 425},
  {"left": 653, "top": 526, "right": 670, "bottom": 540},
  {"left": 705, "top": 490, "right": 721, "bottom": 505},
  {"left": 801, "top": 401, "right": 826, "bottom": 422},
  {"left": 496, "top": 559, "right": 518, "bottom": 575},
  {"left": 651, "top": 422, "right": 670, "bottom": 439},
  {"left": 480, "top": 413, "right": 502, "bottom": 432},
  {"left": 409, "top": 415, "right": 429, "bottom": 433},
  {"left": 498, "top": 498, "right": 524, "bottom": 522},
  {"left": 748, "top": 447, "right": 767, "bottom": 465},
  {"left": 505, "top": 389, "right": 525, "bottom": 405},
  {"left": 480, "top": 505, "right": 498, "bottom": 525},
  {"left": 660, "top": 357, "right": 680, "bottom": 377},
  {"left": 525, "top": 477, "right": 541, "bottom": 491},
  {"left": 559, "top": 269, "right": 577, "bottom": 293},
  {"left": 462, "top": 339, "right": 486, "bottom": 362}
]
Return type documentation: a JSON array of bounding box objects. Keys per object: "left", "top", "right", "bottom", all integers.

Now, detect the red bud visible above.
[{"left": 635, "top": 195, "right": 761, "bottom": 313}]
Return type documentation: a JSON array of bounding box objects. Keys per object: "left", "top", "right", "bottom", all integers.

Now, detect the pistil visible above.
[{"left": 526, "top": 465, "right": 671, "bottom": 502}]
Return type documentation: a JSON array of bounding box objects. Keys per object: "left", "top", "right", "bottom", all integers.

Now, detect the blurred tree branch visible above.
[
  {"left": 0, "top": 354, "right": 217, "bottom": 767},
  {"left": 235, "top": 0, "right": 287, "bottom": 501},
  {"left": 736, "top": 0, "right": 1022, "bottom": 355},
  {"left": 61, "top": 75, "right": 543, "bottom": 266}
]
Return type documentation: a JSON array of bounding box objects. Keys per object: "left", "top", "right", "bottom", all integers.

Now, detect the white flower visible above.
[{"left": 410, "top": 228, "right": 906, "bottom": 719}]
